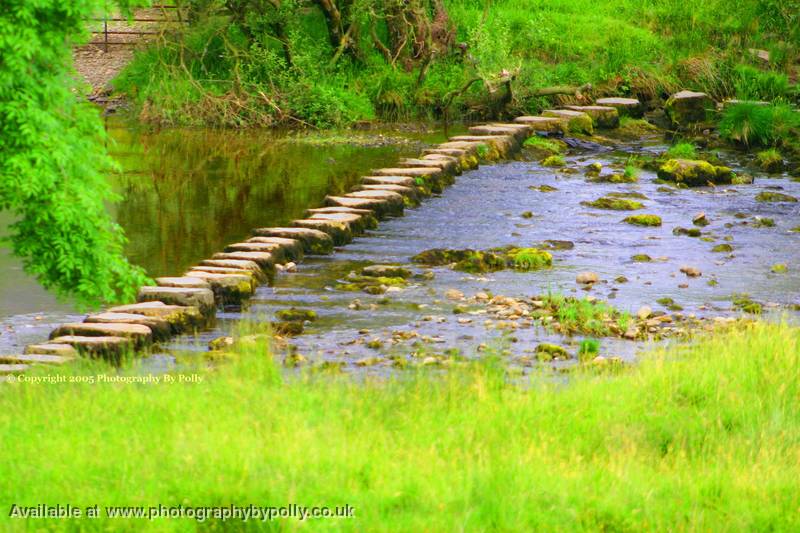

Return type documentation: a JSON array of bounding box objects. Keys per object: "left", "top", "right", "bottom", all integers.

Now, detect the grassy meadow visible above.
[{"left": 1, "top": 321, "right": 799, "bottom": 531}]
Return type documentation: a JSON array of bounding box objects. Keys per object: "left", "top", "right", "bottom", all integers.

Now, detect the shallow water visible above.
[
  {"left": 165, "top": 134, "right": 800, "bottom": 370},
  {"left": 1, "top": 123, "right": 798, "bottom": 365},
  {"left": 0, "top": 118, "right": 455, "bottom": 354}
]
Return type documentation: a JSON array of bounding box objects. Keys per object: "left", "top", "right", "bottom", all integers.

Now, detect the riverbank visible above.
[{"left": 1, "top": 321, "right": 798, "bottom": 530}]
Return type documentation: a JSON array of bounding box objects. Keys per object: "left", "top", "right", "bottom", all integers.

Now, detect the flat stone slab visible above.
[
  {"left": 0, "top": 353, "right": 73, "bottom": 365},
  {"left": 421, "top": 153, "right": 459, "bottom": 163},
  {"left": 212, "top": 251, "right": 276, "bottom": 269},
  {"left": 196, "top": 259, "right": 266, "bottom": 281},
  {"left": 184, "top": 271, "right": 256, "bottom": 303},
  {"left": 595, "top": 97, "right": 643, "bottom": 117},
  {"left": 307, "top": 206, "right": 374, "bottom": 216},
  {"left": 292, "top": 218, "right": 353, "bottom": 246},
  {"left": 325, "top": 196, "right": 403, "bottom": 218},
  {"left": 245, "top": 237, "right": 304, "bottom": 261},
  {"left": 50, "top": 335, "right": 134, "bottom": 357},
  {"left": 251, "top": 227, "right": 334, "bottom": 255},
  {"left": 0, "top": 364, "right": 29, "bottom": 374},
  {"left": 107, "top": 301, "right": 205, "bottom": 331},
  {"left": 512, "top": 116, "right": 564, "bottom": 132},
  {"left": 191, "top": 265, "right": 268, "bottom": 283},
  {"left": 564, "top": 105, "right": 619, "bottom": 128},
  {"left": 372, "top": 167, "right": 442, "bottom": 178},
  {"left": 24, "top": 343, "right": 78, "bottom": 357},
  {"left": 309, "top": 212, "right": 375, "bottom": 233},
  {"left": 85, "top": 312, "right": 171, "bottom": 341},
  {"left": 360, "top": 184, "right": 419, "bottom": 202},
  {"left": 137, "top": 286, "right": 216, "bottom": 315},
  {"left": 665, "top": 90, "right": 713, "bottom": 125},
  {"left": 436, "top": 141, "right": 487, "bottom": 155},
  {"left": 49, "top": 322, "right": 153, "bottom": 346},
  {"left": 224, "top": 242, "right": 287, "bottom": 262},
  {"left": 469, "top": 124, "right": 530, "bottom": 140},
  {"left": 344, "top": 190, "right": 406, "bottom": 213},
  {"left": 362, "top": 175, "right": 416, "bottom": 187},
  {"left": 398, "top": 158, "right": 457, "bottom": 174},
  {"left": 156, "top": 276, "right": 210, "bottom": 289},
  {"left": 422, "top": 148, "right": 467, "bottom": 157}
]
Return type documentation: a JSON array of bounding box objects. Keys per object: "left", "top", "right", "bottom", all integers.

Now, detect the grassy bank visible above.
[
  {"left": 114, "top": 0, "right": 798, "bottom": 128},
  {"left": 1, "top": 321, "right": 799, "bottom": 530}
]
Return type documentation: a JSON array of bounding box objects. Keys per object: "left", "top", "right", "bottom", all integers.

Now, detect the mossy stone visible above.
[
  {"left": 624, "top": 214, "right": 662, "bottom": 226},
  {"left": 582, "top": 197, "right": 644, "bottom": 210}
]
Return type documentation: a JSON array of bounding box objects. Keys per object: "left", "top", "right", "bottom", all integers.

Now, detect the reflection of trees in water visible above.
[{"left": 108, "top": 127, "right": 407, "bottom": 276}]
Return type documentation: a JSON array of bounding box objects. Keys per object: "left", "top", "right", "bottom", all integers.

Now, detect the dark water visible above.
[{"left": 0, "top": 118, "right": 457, "bottom": 354}]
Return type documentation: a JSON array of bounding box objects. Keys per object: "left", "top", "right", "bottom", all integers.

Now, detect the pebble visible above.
[
  {"left": 637, "top": 305, "right": 653, "bottom": 320},
  {"left": 576, "top": 271, "right": 599, "bottom": 285},
  {"left": 445, "top": 289, "right": 465, "bottom": 301},
  {"left": 680, "top": 266, "right": 702, "bottom": 277}
]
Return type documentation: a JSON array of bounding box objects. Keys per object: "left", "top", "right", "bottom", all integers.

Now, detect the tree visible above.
[{"left": 0, "top": 0, "right": 151, "bottom": 309}]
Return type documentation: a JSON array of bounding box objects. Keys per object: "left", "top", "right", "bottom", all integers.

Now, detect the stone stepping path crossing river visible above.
[{"left": 13, "top": 92, "right": 730, "bottom": 374}]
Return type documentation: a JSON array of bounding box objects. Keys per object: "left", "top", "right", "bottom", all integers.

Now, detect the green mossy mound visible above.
[
  {"left": 275, "top": 308, "right": 318, "bottom": 322},
  {"left": 712, "top": 244, "right": 734, "bottom": 253},
  {"left": 541, "top": 155, "right": 566, "bottom": 167},
  {"left": 657, "top": 159, "right": 735, "bottom": 186},
  {"left": 582, "top": 197, "right": 644, "bottom": 210},
  {"left": 413, "top": 246, "right": 553, "bottom": 274},
  {"left": 623, "top": 214, "right": 662, "bottom": 226},
  {"left": 756, "top": 191, "right": 797, "bottom": 203},
  {"left": 506, "top": 248, "right": 553, "bottom": 271}
]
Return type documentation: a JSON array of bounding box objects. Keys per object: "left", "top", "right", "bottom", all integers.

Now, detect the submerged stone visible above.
[
  {"left": 623, "top": 214, "right": 662, "bottom": 226},
  {"left": 582, "top": 197, "right": 644, "bottom": 210},
  {"left": 755, "top": 191, "right": 797, "bottom": 203}
]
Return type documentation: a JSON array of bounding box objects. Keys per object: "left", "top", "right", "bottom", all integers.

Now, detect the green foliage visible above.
[
  {"left": 578, "top": 338, "right": 601, "bottom": 360},
  {"left": 117, "top": 0, "right": 799, "bottom": 128},
  {"left": 719, "top": 103, "right": 800, "bottom": 147},
  {"left": 1, "top": 323, "right": 799, "bottom": 529},
  {"left": 665, "top": 142, "right": 697, "bottom": 159},
  {"left": 0, "top": 0, "right": 151, "bottom": 308},
  {"left": 733, "top": 64, "right": 791, "bottom": 101},
  {"left": 507, "top": 248, "right": 552, "bottom": 271}
]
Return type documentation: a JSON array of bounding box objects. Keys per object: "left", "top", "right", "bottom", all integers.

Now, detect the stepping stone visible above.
[
  {"left": 292, "top": 218, "right": 353, "bottom": 246},
  {"left": 344, "top": 190, "right": 405, "bottom": 215},
  {"left": 156, "top": 276, "right": 210, "bottom": 289},
  {"left": 513, "top": 116, "right": 565, "bottom": 132},
  {"left": 595, "top": 97, "right": 643, "bottom": 117},
  {"left": 50, "top": 336, "right": 134, "bottom": 358},
  {"left": 360, "top": 184, "right": 420, "bottom": 203},
  {"left": 448, "top": 135, "right": 517, "bottom": 157},
  {"left": 436, "top": 141, "right": 487, "bottom": 156},
  {"left": 0, "top": 364, "right": 29, "bottom": 375},
  {"left": 325, "top": 195, "right": 403, "bottom": 218},
  {"left": 665, "top": 90, "right": 712, "bottom": 126},
  {"left": 309, "top": 212, "right": 376, "bottom": 233},
  {"left": 564, "top": 105, "right": 619, "bottom": 128},
  {"left": 137, "top": 286, "right": 216, "bottom": 316},
  {"left": 197, "top": 259, "right": 266, "bottom": 280},
  {"left": 306, "top": 206, "right": 374, "bottom": 216},
  {"left": 245, "top": 237, "right": 304, "bottom": 261},
  {"left": 251, "top": 227, "right": 334, "bottom": 255},
  {"left": 212, "top": 251, "right": 276, "bottom": 269},
  {"left": 469, "top": 123, "right": 531, "bottom": 141},
  {"left": 362, "top": 175, "right": 416, "bottom": 187},
  {"left": 85, "top": 312, "right": 172, "bottom": 341},
  {"left": 24, "top": 343, "right": 78, "bottom": 357},
  {"left": 0, "top": 353, "right": 74, "bottom": 365},
  {"left": 542, "top": 110, "right": 593, "bottom": 134},
  {"left": 183, "top": 271, "right": 255, "bottom": 304},
  {"left": 49, "top": 322, "right": 153, "bottom": 347},
  {"left": 191, "top": 265, "right": 268, "bottom": 283},
  {"left": 398, "top": 158, "right": 458, "bottom": 174},
  {"left": 421, "top": 153, "right": 459, "bottom": 164},
  {"left": 224, "top": 242, "right": 288, "bottom": 262},
  {"left": 372, "top": 167, "right": 442, "bottom": 184},
  {"left": 107, "top": 301, "right": 205, "bottom": 331},
  {"left": 422, "top": 148, "right": 467, "bottom": 157}
]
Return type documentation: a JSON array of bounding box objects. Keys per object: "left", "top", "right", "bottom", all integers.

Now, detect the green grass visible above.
[
  {"left": 665, "top": 141, "right": 697, "bottom": 159},
  {"left": 114, "top": 0, "right": 799, "bottom": 127},
  {"left": 1, "top": 322, "right": 798, "bottom": 530},
  {"left": 719, "top": 103, "right": 800, "bottom": 147}
]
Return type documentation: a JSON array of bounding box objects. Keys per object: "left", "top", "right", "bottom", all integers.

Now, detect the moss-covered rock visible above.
[
  {"left": 361, "top": 265, "right": 412, "bottom": 279},
  {"left": 275, "top": 308, "right": 318, "bottom": 322},
  {"left": 631, "top": 254, "right": 653, "bottom": 262},
  {"left": 535, "top": 343, "right": 570, "bottom": 362},
  {"left": 337, "top": 274, "right": 409, "bottom": 294},
  {"left": 506, "top": 248, "right": 552, "bottom": 271},
  {"left": 731, "top": 174, "right": 755, "bottom": 185},
  {"left": 582, "top": 197, "right": 644, "bottom": 210},
  {"left": 607, "top": 191, "right": 648, "bottom": 200},
  {"left": 731, "top": 294, "right": 762, "bottom": 314},
  {"left": 673, "top": 227, "right": 702, "bottom": 237},
  {"left": 623, "top": 214, "right": 662, "bottom": 226},
  {"left": 756, "top": 191, "right": 797, "bottom": 203},
  {"left": 541, "top": 155, "right": 566, "bottom": 167},
  {"left": 529, "top": 184, "right": 559, "bottom": 192},
  {"left": 664, "top": 90, "right": 712, "bottom": 126},
  {"left": 756, "top": 149, "right": 784, "bottom": 173},
  {"left": 564, "top": 105, "right": 620, "bottom": 128},
  {"left": 542, "top": 109, "right": 593, "bottom": 134},
  {"left": 523, "top": 136, "right": 566, "bottom": 157},
  {"left": 586, "top": 172, "right": 638, "bottom": 184},
  {"left": 657, "top": 159, "right": 734, "bottom": 186}
]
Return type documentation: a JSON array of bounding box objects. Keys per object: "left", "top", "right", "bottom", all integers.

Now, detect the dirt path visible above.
[{"left": 72, "top": 7, "right": 181, "bottom": 97}]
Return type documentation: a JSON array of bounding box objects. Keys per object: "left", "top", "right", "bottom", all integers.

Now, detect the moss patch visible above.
[
  {"left": 582, "top": 197, "right": 644, "bottom": 210},
  {"left": 756, "top": 191, "right": 797, "bottom": 203},
  {"left": 623, "top": 214, "right": 662, "bottom": 226}
]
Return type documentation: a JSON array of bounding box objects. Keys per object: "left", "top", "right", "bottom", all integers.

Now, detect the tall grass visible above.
[
  {"left": 719, "top": 102, "right": 800, "bottom": 147},
  {"left": 1, "top": 322, "right": 799, "bottom": 530}
]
